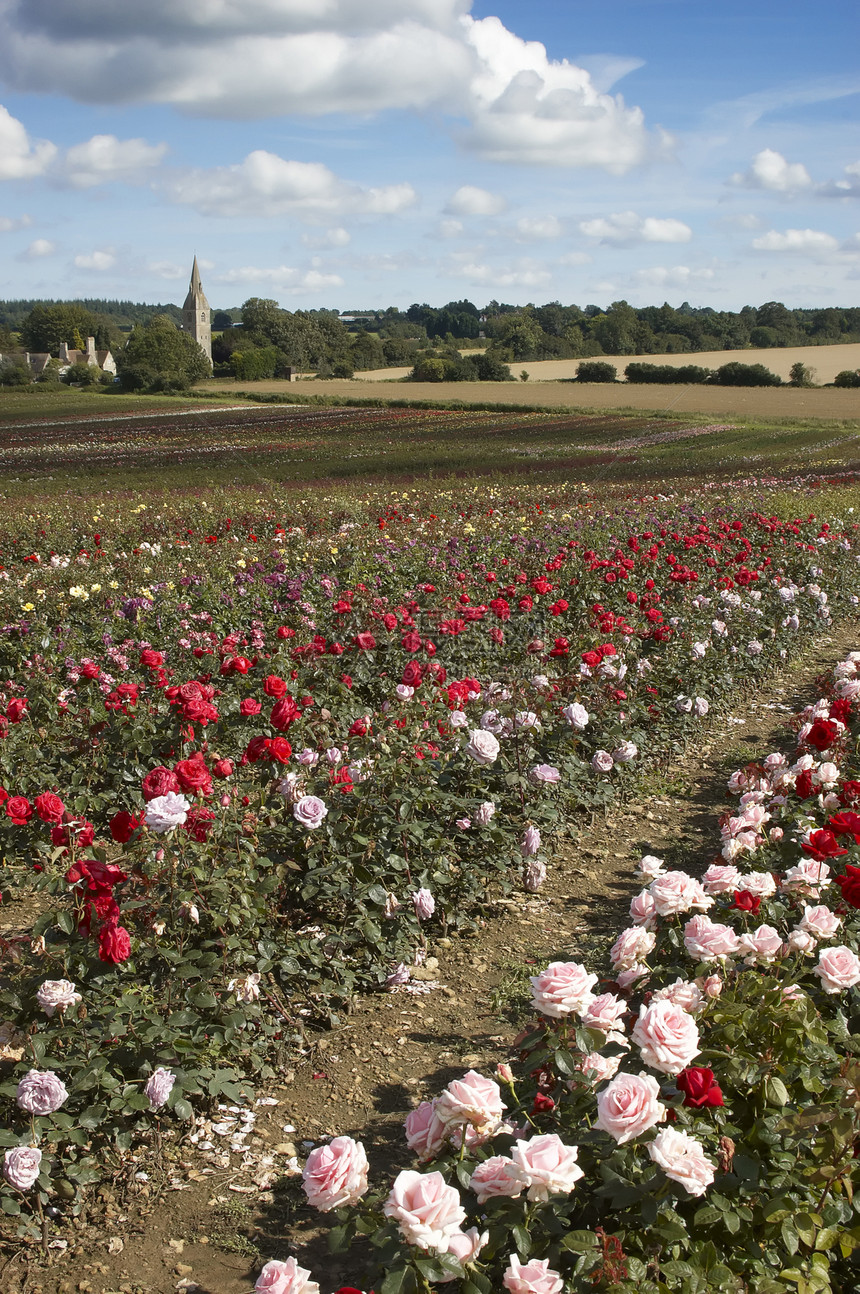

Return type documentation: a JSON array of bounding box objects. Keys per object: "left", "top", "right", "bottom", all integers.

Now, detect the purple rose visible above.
[
  {"left": 3, "top": 1146, "right": 42, "bottom": 1191},
  {"left": 293, "top": 795, "right": 328, "bottom": 830},
  {"left": 412, "top": 888, "right": 436, "bottom": 921},
  {"left": 16, "top": 1069, "right": 68, "bottom": 1116},
  {"left": 144, "top": 1067, "right": 176, "bottom": 1110}
]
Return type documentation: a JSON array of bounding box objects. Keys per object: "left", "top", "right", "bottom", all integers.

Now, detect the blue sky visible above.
[{"left": 0, "top": 0, "right": 857, "bottom": 312}]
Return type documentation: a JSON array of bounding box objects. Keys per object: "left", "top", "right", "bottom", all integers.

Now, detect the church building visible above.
[{"left": 182, "top": 257, "right": 212, "bottom": 365}]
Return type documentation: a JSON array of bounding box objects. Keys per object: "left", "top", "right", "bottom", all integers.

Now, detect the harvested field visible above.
[{"left": 199, "top": 375, "right": 860, "bottom": 419}]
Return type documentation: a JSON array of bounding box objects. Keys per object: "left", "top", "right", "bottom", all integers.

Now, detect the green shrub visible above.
[{"left": 576, "top": 360, "right": 617, "bottom": 383}]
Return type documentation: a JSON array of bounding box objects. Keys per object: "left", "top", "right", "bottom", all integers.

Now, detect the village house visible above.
[{"left": 0, "top": 335, "right": 117, "bottom": 380}]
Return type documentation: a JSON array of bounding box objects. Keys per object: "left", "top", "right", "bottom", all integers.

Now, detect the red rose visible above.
[
  {"left": 795, "top": 768, "right": 814, "bottom": 799},
  {"left": 141, "top": 766, "right": 180, "bottom": 801},
  {"left": 834, "top": 864, "right": 860, "bottom": 909},
  {"left": 531, "top": 1092, "right": 556, "bottom": 1113},
  {"left": 6, "top": 698, "right": 28, "bottom": 723},
  {"left": 98, "top": 922, "right": 131, "bottom": 964},
  {"left": 182, "top": 806, "right": 215, "bottom": 842},
  {"left": 401, "top": 632, "right": 422, "bottom": 653},
  {"left": 5, "top": 796, "right": 33, "bottom": 825},
  {"left": 173, "top": 758, "right": 213, "bottom": 796},
  {"left": 244, "top": 735, "right": 271, "bottom": 764},
  {"left": 276, "top": 626, "right": 295, "bottom": 639},
  {"left": 354, "top": 632, "right": 376, "bottom": 651},
  {"left": 676, "top": 1067, "right": 724, "bottom": 1108},
  {"left": 401, "top": 660, "right": 423, "bottom": 688},
  {"left": 213, "top": 758, "right": 234, "bottom": 778},
  {"left": 582, "top": 650, "right": 602, "bottom": 667},
  {"left": 349, "top": 718, "right": 369, "bottom": 737},
  {"left": 35, "top": 792, "right": 65, "bottom": 824},
  {"left": 270, "top": 696, "right": 300, "bottom": 731},
  {"left": 109, "top": 810, "right": 142, "bottom": 844},
  {"left": 81, "top": 661, "right": 100, "bottom": 680},
  {"left": 263, "top": 675, "right": 287, "bottom": 698},
  {"left": 382, "top": 613, "right": 397, "bottom": 631},
  {"left": 731, "top": 890, "right": 761, "bottom": 914},
  {"left": 806, "top": 718, "right": 839, "bottom": 752},
  {"left": 265, "top": 737, "right": 292, "bottom": 763},
  {"left": 828, "top": 812, "right": 860, "bottom": 845},
  {"left": 139, "top": 648, "right": 163, "bottom": 669},
  {"left": 804, "top": 829, "right": 848, "bottom": 862},
  {"left": 229, "top": 656, "right": 252, "bottom": 675},
  {"left": 240, "top": 698, "right": 262, "bottom": 716}
]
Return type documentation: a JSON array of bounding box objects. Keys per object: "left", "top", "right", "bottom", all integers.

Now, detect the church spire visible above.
[{"left": 182, "top": 255, "right": 212, "bottom": 365}]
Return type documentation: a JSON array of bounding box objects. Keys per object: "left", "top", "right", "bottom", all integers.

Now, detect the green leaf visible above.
[
  {"left": 511, "top": 1224, "right": 531, "bottom": 1257},
  {"left": 562, "top": 1229, "right": 597, "bottom": 1253}
]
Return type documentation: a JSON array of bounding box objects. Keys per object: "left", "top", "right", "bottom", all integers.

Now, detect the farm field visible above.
[
  {"left": 1, "top": 399, "right": 860, "bottom": 1291},
  {"left": 353, "top": 341, "right": 860, "bottom": 387},
  {"left": 205, "top": 375, "right": 860, "bottom": 419}
]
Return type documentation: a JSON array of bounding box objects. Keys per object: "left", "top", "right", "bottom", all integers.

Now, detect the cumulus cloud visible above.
[
  {"left": 819, "top": 160, "right": 860, "bottom": 199},
  {"left": 752, "top": 228, "right": 839, "bottom": 253},
  {"left": 18, "top": 237, "right": 55, "bottom": 259},
  {"left": 0, "top": 212, "right": 32, "bottom": 233},
  {"left": 164, "top": 150, "right": 417, "bottom": 218},
  {"left": 74, "top": 248, "right": 117, "bottom": 270},
  {"left": 515, "top": 215, "right": 562, "bottom": 240},
  {"left": 633, "top": 265, "right": 715, "bottom": 288},
  {"left": 301, "top": 227, "right": 351, "bottom": 249},
  {"left": 579, "top": 211, "right": 692, "bottom": 245},
  {"left": 0, "top": 104, "right": 56, "bottom": 179},
  {"left": 450, "top": 257, "right": 552, "bottom": 289},
  {"left": 729, "top": 148, "right": 813, "bottom": 194},
  {"left": 59, "top": 134, "right": 168, "bottom": 188},
  {"left": 213, "top": 264, "right": 344, "bottom": 292},
  {"left": 460, "top": 16, "right": 660, "bottom": 170},
  {"left": 0, "top": 5, "right": 657, "bottom": 173},
  {"left": 445, "top": 185, "right": 506, "bottom": 217},
  {"left": 437, "top": 218, "right": 464, "bottom": 239}
]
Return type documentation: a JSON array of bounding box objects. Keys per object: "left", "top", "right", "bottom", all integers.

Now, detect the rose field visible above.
[{"left": 2, "top": 395, "right": 860, "bottom": 1293}]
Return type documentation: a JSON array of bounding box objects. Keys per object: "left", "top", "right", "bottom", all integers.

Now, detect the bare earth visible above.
[
  {"left": 7, "top": 623, "right": 857, "bottom": 1294},
  {"left": 209, "top": 376, "right": 860, "bottom": 419}
]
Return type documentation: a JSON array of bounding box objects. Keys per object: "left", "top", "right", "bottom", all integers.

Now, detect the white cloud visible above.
[
  {"left": 446, "top": 185, "right": 506, "bottom": 217},
  {"left": 558, "top": 251, "right": 592, "bottom": 266},
  {"left": 450, "top": 258, "right": 552, "bottom": 289},
  {"left": 147, "top": 260, "right": 186, "bottom": 280},
  {"left": 0, "top": 6, "right": 657, "bottom": 173},
  {"left": 459, "top": 16, "right": 661, "bottom": 171},
  {"left": 74, "top": 248, "right": 117, "bottom": 270},
  {"left": 579, "top": 211, "right": 692, "bottom": 245},
  {"left": 59, "top": 134, "right": 168, "bottom": 188},
  {"left": 302, "top": 227, "right": 351, "bottom": 248},
  {"left": 515, "top": 215, "right": 562, "bottom": 240},
  {"left": 0, "top": 104, "right": 56, "bottom": 179},
  {"left": 820, "top": 160, "right": 860, "bottom": 199},
  {"left": 729, "top": 148, "right": 812, "bottom": 194},
  {"left": 0, "top": 213, "right": 32, "bottom": 233},
  {"left": 633, "top": 265, "right": 715, "bottom": 288},
  {"left": 18, "top": 237, "right": 55, "bottom": 259},
  {"left": 164, "top": 150, "right": 417, "bottom": 218},
  {"left": 213, "top": 264, "right": 344, "bottom": 292},
  {"left": 752, "top": 228, "right": 839, "bottom": 253},
  {"left": 437, "top": 218, "right": 464, "bottom": 239}
]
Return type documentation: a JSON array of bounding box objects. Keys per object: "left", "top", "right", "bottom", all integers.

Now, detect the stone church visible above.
[{"left": 182, "top": 256, "right": 212, "bottom": 365}]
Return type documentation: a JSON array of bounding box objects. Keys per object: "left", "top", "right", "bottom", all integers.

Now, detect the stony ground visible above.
[{"left": 3, "top": 622, "right": 857, "bottom": 1294}]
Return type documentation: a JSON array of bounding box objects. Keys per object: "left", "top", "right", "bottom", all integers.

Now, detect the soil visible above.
[{"left": 3, "top": 621, "right": 858, "bottom": 1294}]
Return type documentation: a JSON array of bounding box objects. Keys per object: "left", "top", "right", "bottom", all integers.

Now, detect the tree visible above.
[
  {"left": 834, "top": 369, "right": 860, "bottom": 388},
  {"left": 0, "top": 358, "right": 30, "bottom": 386},
  {"left": 62, "top": 359, "right": 100, "bottom": 387},
  {"left": 115, "top": 315, "right": 211, "bottom": 392},
  {"left": 788, "top": 362, "right": 816, "bottom": 388},
  {"left": 20, "top": 304, "right": 100, "bottom": 355},
  {"left": 709, "top": 362, "right": 781, "bottom": 387},
  {"left": 576, "top": 360, "right": 617, "bottom": 383}
]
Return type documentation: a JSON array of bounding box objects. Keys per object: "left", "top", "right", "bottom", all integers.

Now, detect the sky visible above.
[{"left": 0, "top": 0, "right": 857, "bottom": 313}]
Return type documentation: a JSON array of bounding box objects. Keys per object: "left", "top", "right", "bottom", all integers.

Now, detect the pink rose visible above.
[
  {"left": 595, "top": 1071, "right": 666, "bottom": 1143},
  {"left": 651, "top": 978, "right": 703, "bottom": 1014},
  {"left": 412, "top": 888, "right": 436, "bottom": 921},
  {"left": 435, "top": 1071, "right": 505, "bottom": 1136},
  {"left": 292, "top": 796, "right": 328, "bottom": 830},
  {"left": 383, "top": 1170, "right": 466, "bottom": 1251},
  {"left": 648, "top": 1127, "right": 715, "bottom": 1197},
  {"left": 649, "top": 871, "right": 712, "bottom": 916},
  {"left": 440, "top": 1228, "right": 488, "bottom": 1278},
  {"left": 36, "top": 979, "right": 81, "bottom": 1017},
  {"left": 254, "top": 1257, "right": 319, "bottom": 1294},
  {"left": 683, "top": 915, "right": 740, "bottom": 961},
  {"left": 404, "top": 1101, "right": 449, "bottom": 1161},
  {"left": 798, "top": 905, "right": 841, "bottom": 939},
  {"left": 580, "top": 992, "right": 627, "bottom": 1037},
  {"left": 637, "top": 855, "right": 666, "bottom": 879},
  {"left": 737, "top": 924, "right": 784, "bottom": 965},
  {"left": 609, "top": 926, "right": 656, "bottom": 971},
  {"left": 631, "top": 1000, "right": 700, "bottom": 1075},
  {"left": 529, "top": 961, "right": 598, "bottom": 1018},
  {"left": 510, "top": 1133, "right": 584, "bottom": 1201},
  {"left": 576, "top": 1052, "right": 622, "bottom": 1085},
  {"left": 3, "top": 1146, "right": 41, "bottom": 1191},
  {"left": 814, "top": 945, "right": 860, "bottom": 993},
  {"left": 702, "top": 863, "right": 741, "bottom": 895},
  {"left": 469, "top": 1155, "right": 523, "bottom": 1204},
  {"left": 465, "top": 730, "right": 500, "bottom": 766},
  {"left": 697, "top": 973, "right": 723, "bottom": 999},
  {"left": 782, "top": 859, "right": 831, "bottom": 896},
  {"left": 503, "top": 1255, "right": 563, "bottom": 1294},
  {"left": 16, "top": 1069, "right": 68, "bottom": 1116},
  {"left": 302, "top": 1136, "right": 369, "bottom": 1211},
  {"left": 738, "top": 870, "right": 777, "bottom": 898},
  {"left": 591, "top": 750, "right": 614, "bottom": 773},
  {"left": 524, "top": 858, "right": 546, "bottom": 893},
  {"left": 629, "top": 890, "right": 657, "bottom": 928}
]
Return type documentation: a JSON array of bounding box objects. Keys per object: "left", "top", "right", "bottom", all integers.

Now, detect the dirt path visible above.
[{"left": 7, "top": 621, "right": 858, "bottom": 1294}]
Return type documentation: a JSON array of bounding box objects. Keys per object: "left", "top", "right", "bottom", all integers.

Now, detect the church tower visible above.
[{"left": 182, "top": 256, "right": 211, "bottom": 365}]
